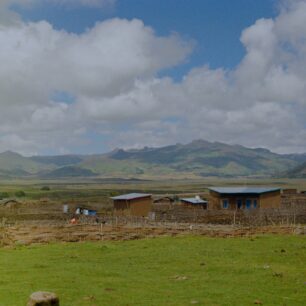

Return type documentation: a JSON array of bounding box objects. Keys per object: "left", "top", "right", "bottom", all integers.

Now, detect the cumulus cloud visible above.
[
  {"left": 0, "top": 0, "right": 306, "bottom": 154},
  {"left": 0, "top": 11, "right": 192, "bottom": 154},
  {"left": 107, "top": 0, "right": 306, "bottom": 153}
]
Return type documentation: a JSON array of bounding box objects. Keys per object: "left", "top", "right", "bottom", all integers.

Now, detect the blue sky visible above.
[
  {"left": 0, "top": 0, "right": 306, "bottom": 155},
  {"left": 15, "top": 0, "right": 278, "bottom": 77}
]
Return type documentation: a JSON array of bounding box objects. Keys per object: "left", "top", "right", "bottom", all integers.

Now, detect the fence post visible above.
[{"left": 100, "top": 223, "right": 104, "bottom": 241}]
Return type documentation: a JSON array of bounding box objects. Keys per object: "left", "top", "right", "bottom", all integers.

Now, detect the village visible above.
[
  {"left": 60, "top": 185, "right": 306, "bottom": 225},
  {"left": 2, "top": 0, "right": 306, "bottom": 304},
  {"left": 0, "top": 184, "right": 305, "bottom": 248}
]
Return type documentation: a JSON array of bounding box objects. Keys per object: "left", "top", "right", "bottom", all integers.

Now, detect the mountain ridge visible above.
[{"left": 0, "top": 140, "right": 305, "bottom": 178}]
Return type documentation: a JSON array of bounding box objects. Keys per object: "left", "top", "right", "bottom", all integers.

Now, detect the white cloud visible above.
[
  {"left": 51, "top": 0, "right": 116, "bottom": 7},
  {"left": 0, "top": 0, "right": 306, "bottom": 154},
  {"left": 107, "top": 0, "right": 306, "bottom": 154},
  {"left": 0, "top": 0, "right": 115, "bottom": 26},
  {"left": 0, "top": 12, "right": 192, "bottom": 154}
]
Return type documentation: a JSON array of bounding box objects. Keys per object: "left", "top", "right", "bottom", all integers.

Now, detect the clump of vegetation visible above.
[
  {"left": 15, "top": 190, "right": 26, "bottom": 197},
  {"left": 0, "top": 192, "right": 9, "bottom": 200},
  {"left": 41, "top": 186, "right": 50, "bottom": 191}
]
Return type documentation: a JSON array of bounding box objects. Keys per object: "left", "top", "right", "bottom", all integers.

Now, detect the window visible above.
[
  {"left": 222, "top": 199, "right": 229, "bottom": 209},
  {"left": 246, "top": 199, "right": 252, "bottom": 209},
  {"left": 237, "top": 199, "right": 242, "bottom": 209}
]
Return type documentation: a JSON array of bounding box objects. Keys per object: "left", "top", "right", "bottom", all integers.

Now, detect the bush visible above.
[
  {"left": 15, "top": 191, "right": 26, "bottom": 197},
  {"left": 41, "top": 186, "right": 50, "bottom": 191},
  {"left": 0, "top": 192, "right": 9, "bottom": 200}
]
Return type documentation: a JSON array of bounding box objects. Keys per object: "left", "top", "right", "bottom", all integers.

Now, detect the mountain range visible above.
[{"left": 0, "top": 140, "right": 305, "bottom": 179}]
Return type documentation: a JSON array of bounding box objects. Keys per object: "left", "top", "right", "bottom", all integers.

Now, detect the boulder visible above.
[{"left": 27, "top": 291, "right": 59, "bottom": 306}]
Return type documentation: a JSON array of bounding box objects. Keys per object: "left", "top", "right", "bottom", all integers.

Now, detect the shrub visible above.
[
  {"left": 15, "top": 190, "right": 26, "bottom": 197},
  {"left": 0, "top": 192, "right": 9, "bottom": 200},
  {"left": 41, "top": 186, "right": 50, "bottom": 191}
]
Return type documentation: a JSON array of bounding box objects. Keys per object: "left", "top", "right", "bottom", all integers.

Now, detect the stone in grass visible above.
[
  {"left": 254, "top": 299, "right": 263, "bottom": 305},
  {"left": 27, "top": 291, "right": 59, "bottom": 306},
  {"left": 273, "top": 272, "right": 283, "bottom": 278},
  {"left": 173, "top": 275, "right": 188, "bottom": 281}
]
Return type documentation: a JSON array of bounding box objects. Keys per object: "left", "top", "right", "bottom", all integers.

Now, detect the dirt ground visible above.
[
  {"left": 0, "top": 222, "right": 305, "bottom": 247},
  {"left": 0, "top": 198, "right": 305, "bottom": 247}
]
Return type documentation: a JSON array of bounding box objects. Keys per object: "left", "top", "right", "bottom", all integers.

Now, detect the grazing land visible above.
[
  {"left": 0, "top": 178, "right": 305, "bottom": 305},
  {"left": 0, "top": 235, "right": 305, "bottom": 306},
  {"left": 1, "top": 177, "right": 306, "bottom": 201}
]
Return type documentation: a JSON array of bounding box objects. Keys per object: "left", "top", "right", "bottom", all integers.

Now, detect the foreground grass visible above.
[{"left": 0, "top": 235, "right": 305, "bottom": 306}]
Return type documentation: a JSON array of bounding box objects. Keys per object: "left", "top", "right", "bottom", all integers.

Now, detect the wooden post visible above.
[
  {"left": 100, "top": 223, "right": 104, "bottom": 241},
  {"left": 293, "top": 210, "right": 296, "bottom": 225}
]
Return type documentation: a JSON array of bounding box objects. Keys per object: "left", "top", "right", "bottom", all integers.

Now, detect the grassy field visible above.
[
  {"left": 0, "top": 235, "right": 305, "bottom": 306},
  {"left": 1, "top": 177, "right": 306, "bottom": 202}
]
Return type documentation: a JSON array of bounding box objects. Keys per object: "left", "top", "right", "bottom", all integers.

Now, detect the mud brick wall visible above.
[
  {"left": 281, "top": 193, "right": 306, "bottom": 209},
  {"left": 152, "top": 202, "right": 306, "bottom": 225}
]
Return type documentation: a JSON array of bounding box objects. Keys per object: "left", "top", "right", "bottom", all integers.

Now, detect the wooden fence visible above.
[{"left": 151, "top": 204, "right": 306, "bottom": 226}]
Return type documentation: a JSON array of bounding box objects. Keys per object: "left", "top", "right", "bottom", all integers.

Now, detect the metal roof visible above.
[
  {"left": 111, "top": 193, "right": 152, "bottom": 200},
  {"left": 209, "top": 187, "right": 280, "bottom": 195},
  {"left": 181, "top": 197, "right": 207, "bottom": 204}
]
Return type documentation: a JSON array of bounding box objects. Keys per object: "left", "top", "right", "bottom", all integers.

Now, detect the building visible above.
[
  {"left": 209, "top": 187, "right": 281, "bottom": 210},
  {"left": 282, "top": 189, "right": 298, "bottom": 195},
  {"left": 153, "top": 196, "right": 175, "bottom": 205},
  {"left": 180, "top": 196, "right": 208, "bottom": 209},
  {"left": 111, "top": 193, "right": 152, "bottom": 217}
]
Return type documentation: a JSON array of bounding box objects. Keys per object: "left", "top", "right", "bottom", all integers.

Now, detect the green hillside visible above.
[
  {"left": 286, "top": 161, "right": 306, "bottom": 178},
  {"left": 0, "top": 151, "right": 54, "bottom": 175},
  {"left": 42, "top": 166, "right": 97, "bottom": 178},
  {"left": 79, "top": 155, "right": 183, "bottom": 178},
  {"left": 91, "top": 140, "right": 300, "bottom": 177}
]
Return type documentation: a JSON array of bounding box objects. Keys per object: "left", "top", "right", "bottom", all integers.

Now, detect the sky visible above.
[{"left": 0, "top": 0, "right": 306, "bottom": 155}]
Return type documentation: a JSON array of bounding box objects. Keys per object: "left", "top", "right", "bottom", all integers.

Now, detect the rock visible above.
[
  {"left": 173, "top": 275, "right": 188, "bottom": 281},
  {"left": 295, "top": 227, "right": 306, "bottom": 235},
  {"left": 254, "top": 299, "right": 263, "bottom": 304},
  {"left": 273, "top": 272, "right": 283, "bottom": 277},
  {"left": 27, "top": 291, "right": 59, "bottom": 306}
]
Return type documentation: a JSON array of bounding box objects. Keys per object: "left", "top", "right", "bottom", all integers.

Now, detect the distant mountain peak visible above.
[
  {"left": 0, "top": 150, "right": 23, "bottom": 157},
  {"left": 253, "top": 147, "right": 272, "bottom": 154},
  {"left": 190, "top": 139, "right": 211, "bottom": 145}
]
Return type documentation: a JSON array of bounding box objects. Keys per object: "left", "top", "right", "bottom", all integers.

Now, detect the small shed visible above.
[
  {"left": 111, "top": 193, "right": 152, "bottom": 217},
  {"left": 209, "top": 187, "right": 281, "bottom": 210},
  {"left": 153, "top": 196, "right": 175, "bottom": 205},
  {"left": 180, "top": 196, "right": 208, "bottom": 209}
]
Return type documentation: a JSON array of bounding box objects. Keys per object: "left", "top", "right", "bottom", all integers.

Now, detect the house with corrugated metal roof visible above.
[
  {"left": 111, "top": 193, "right": 152, "bottom": 217},
  {"left": 208, "top": 187, "right": 281, "bottom": 210},
  {"left": 180, "top": 196, "right": 208, "bottom": 209}
]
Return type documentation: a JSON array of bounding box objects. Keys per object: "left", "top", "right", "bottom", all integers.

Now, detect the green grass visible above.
[
  {"left": 0, "top": 235, "right": 305, "bottom": 306},
  {"left": 1, "top": 177, "right": 306, "bottom": 202}
]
